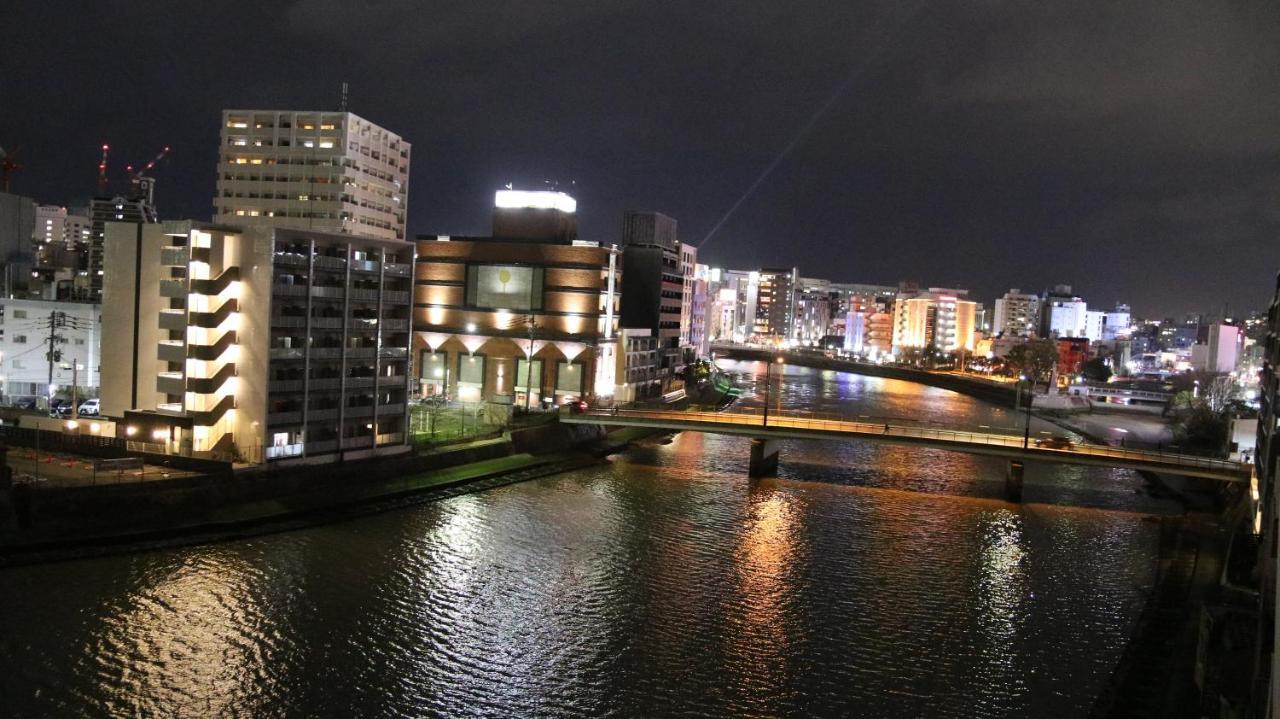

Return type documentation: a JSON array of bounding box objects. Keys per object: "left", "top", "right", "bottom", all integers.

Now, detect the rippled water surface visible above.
[{"left": 0, "top": 364, "right": 1173, "bottom": 717}]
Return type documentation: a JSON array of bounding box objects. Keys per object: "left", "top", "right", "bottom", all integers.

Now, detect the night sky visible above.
[{"left": 4, "top": 1, "right": 1278, "bottom": 317}]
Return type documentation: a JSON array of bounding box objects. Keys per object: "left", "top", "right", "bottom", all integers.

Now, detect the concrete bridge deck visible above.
[{"left": 563, "top": 407, "right": 1251, "bottom": 483}]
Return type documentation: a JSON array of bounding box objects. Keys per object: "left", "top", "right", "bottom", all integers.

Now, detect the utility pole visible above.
[
  {"left": 45, "top": 310, "right": 66, "bottom": 409},
  {"left": 524, "top": 316, "right": 537, "bottom": 412}
]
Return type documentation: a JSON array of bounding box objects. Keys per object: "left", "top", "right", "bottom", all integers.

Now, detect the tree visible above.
[
  {"left": 1080, "top": 357, "right": 1112, "bottom": 382},
  {"left": 1005, "top": 340, "right": 1058, "bottom": 384}
]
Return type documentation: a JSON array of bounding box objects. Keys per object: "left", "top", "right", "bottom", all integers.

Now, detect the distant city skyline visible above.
[{"left": 3, "top": 0, "right": 1277, "bottom": 317}]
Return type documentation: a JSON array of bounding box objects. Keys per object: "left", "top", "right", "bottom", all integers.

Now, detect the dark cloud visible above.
[{"left": 3, "top": 0, "right": 1277, "bottom": 317}]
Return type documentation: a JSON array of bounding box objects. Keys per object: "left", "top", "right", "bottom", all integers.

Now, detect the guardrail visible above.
[{"left": 568, "top": 406, "right": 1250, "bottom": 477}]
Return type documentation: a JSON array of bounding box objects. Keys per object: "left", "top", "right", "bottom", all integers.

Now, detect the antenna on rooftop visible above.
[{"left": 339, "top": 82, "right": 349, "bottom": 112}]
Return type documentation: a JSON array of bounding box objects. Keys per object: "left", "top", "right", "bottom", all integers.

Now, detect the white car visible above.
[{"left": 78, "top": 398, "right": 100, "bottom": 416}]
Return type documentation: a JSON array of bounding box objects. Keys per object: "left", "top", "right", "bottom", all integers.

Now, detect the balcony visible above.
[
  {"left": 308, "top": 377, "right": 341, "bottom": 391},
  {"left": 314, "top": 255, "right": 347, "bottom": 271},
  {"left": 271, "top": 315, "right": 307, "bottom": 328},
  {"left": 376, "top": 403, "right": 405, "bottom": 416},
  {"left": 345, "top": 376, "right": 374, "bottom": 389},
  {"left": 376, "top": 432, "right": 405, "bottom": 446},
  {"left": 265, "top": 443, "right": 304, "bottom": 460},
  {"left": 309, "top": 347, "right": 342, "bottom": 359},
  {"left": 270, "top": 347, "right": 305, "bottom": 360},
  {"left": 159, "top": 309, "right": 188, "bottom": 331},
  {"left": 308, "top": 407, "right": 340, "bottom": 421},
  {"left": 306, "top": 439, "right": 339, "bottom": 454},
  {"left": 310, "top": 285, "right": 345, "bottom": 299},
  {"left": 160, "top": 246, "right": 189, "bottom": 266},
  {"left": 377, "top": 374, "right": 406, "bottom": 386},
  {"left": 379, "top": 347, "right": 408, "bottom": 358},
  {"left": 347, "top": 347, "right": 376, "bottom": 359},
  {"left": 156, "top": 402, "right": 184, "bottom": 414},
  {"left": 158, "top": 340, "right": 186, "bottom": 363},
  {"left": 160, "top": 279, "right": 188, "bottom": 298},
  {"left": 273, "top": 252, "right": 307, "bottom": 267},
  {"left": 267, "top": 411, "right": 303, "bottom": 425},
  {"left": 380, "top": 318, "right": 408, "bottom": 331},
  {"left": 351, "top": 259, "right": 379, "bottom": 274},
  {"left": 269, "top": 378, "right": 304, "bottom": 392},
  {"left": 345, "top": 405, "right": 374, "bottom": 418},
  {"left": 383, "top": 262, "right": 411, "bottom": 277},
  {"left": 382, "top": 290, "right": 411, "bottom": 305},
  {"left": 273, "top": 283, "right": 308, "bottom": 297},
  {"left": 311, "top": 316, "right": 343, "bottom": 329},
  {"left": 156, "top": 372, "right": 185, "bottom": 395},
  {"left": 348, "top": 287, "right": 378, "bottom": 301}
]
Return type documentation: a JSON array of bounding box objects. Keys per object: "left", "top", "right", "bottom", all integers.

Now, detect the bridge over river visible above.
[{"left": 562, "top": 406, "right": 1251, "bottom": 497}]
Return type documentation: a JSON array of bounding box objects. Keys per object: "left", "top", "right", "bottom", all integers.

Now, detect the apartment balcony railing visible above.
[
  {"left": 306, "top": 439, "right": 339, "bottom": 454},
  {"left": 158, "top": 340, "right": 186, "bottom": 363},
  {"left": 269, "top": 347, "right": 305, "bottom": 360},
  {"left": 351, "top": 259, "right": 379, "bottom": 274},
  {"left": 377, "top": 374, "right": 406, "bottom": 386},
  {"left": 308, "top": 408, "right": 340, "bottom": 421},
  {"left": 309, "top": 347, "right": 343, "bottom": 359},
  {"left": 271, "top": 315, "right": 307, "bottom": 328},
  {"left": 345, "top": 405, "right": 374, "bottom": 418},
  {"left": 383, "top": 263, "right": 411, "bottom": 277},
  {"left": 376, "top": 432, "right": 405, "bottom": 446},
  {"left": 159, "top": 309, "right": 187, "bottom": 331},
  {"left": 269, "top": 378, "right": 304, "bottom": 392},
  {"left": 267, "top": 411, "right": 303, "bottom": 426},
  {"left": 380, "top": 318, "right": 409, "bottom": 331},
  {"left": 273, "top": 252, "right": 307, "bottom": 267},
  {"left": 379, "top": 347, "right": 408, "bottom": 358},
  {"left": 348, "top": 287, "right": 378, "bottom": 301},
  {"left": 308, "top": 377, "right": 342, "bottom": 390},
  {"left": 345, "top": 376, "right": 375, "bottom": 389},
  {"left": 265, "top": 443, "right": 304, "bottom": 460},
  {"left": 160, "top": 279, "right": 188, "bottom": 298},
  {"left": 314, "top": 255, "right": 347, "bottom": 271},
  {"left": 382, "top": 290, "right": 410, "bottom": 305},
  {"left": 376, "top": 403, "right": 405, "bottom": 416},
  {"left": 310, "top": 317, "right": 344, "bottom": 329},
  {"left": 273, "top": 284, "right": 308, "bottom": 297},
  {"left": 156, "top": 372, "right": 185, "bottom": 395},
  {"left": 160, "top": 246, "right": 189, "bottom": 266},
  {"left": 311, "top": 285, "right": 346, "bottom": 299}
]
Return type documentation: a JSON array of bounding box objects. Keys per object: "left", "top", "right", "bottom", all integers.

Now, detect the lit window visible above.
[
  {"left": 234, "top": 158, "right": 248, "bottom": 164},
  {"left": 303, "top": 141, "right": 314, "bottom": 148},
  {"left": 320, "top": 123, "right": 336, "bottom": 130},
  {"left": 236, "top": 210, "right": 246, "bottom": 216},
  {"left": 228, "top": 121, "right": 248, "bottom": 128},
  {"left": 232, "top": 139, "right": 247, "bottom": 146},
  {"left": 318, "top": 141, "right": 334, "bottom": 149}
]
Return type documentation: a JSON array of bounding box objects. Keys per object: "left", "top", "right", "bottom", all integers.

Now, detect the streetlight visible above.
[
  {"left": 763, "top": 356, "right": 783, "bottom": 426},
  {"left": 1021, "top": 373, "right": 1033, "bottom": 448}
]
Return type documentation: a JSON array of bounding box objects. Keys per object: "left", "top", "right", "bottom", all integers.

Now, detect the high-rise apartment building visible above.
[
  {"left": 101, "top": 220, "right": 413, "bottom": 464},
  {"left": 892, "top": 287, "right": 977, "bottom": 353},
  {"left": 755, "top": 267, "right": 797, "bottom": 342},
  {"left": 1041, "top": 285, "right": 1089, "bottom": 338},
  {"left": 678, "top": 242, "right": 698, "bottom": 353},
  {"left": 793, "top": 276, "right": 832, "bottom": 346},
  {"left": 620, "top": 211, "right": 684, "bottom": 380},
  {"left": 215, "top": 110, "right": 411, "bottom": 242},
  {"left": 0, "top": 191, "right": 37, "bottom": 297},
  {"left": 992, "top": 288, "right": 1041, "bottom": 338}
]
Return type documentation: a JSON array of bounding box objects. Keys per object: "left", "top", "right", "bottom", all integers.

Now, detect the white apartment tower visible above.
[
  {"left": 215, "top": 110, "right": 411, "bottom": 242},
  {"left": 992, "top": 288, "right": 1040, "bottom": 339}
]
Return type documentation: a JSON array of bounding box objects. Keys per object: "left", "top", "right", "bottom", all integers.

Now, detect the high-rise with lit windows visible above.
[{"left": 214, "top": 110, "right": 411, "bottom": 242}]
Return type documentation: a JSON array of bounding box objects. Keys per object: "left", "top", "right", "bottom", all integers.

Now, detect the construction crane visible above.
[
  {"left": 97, "top": 144, "right": 110, "bottom": 194},
  {"left": 1, "top": 145, "right": 24, "bottom": 192},
  {"left": 125, "top": 146, "right": 171, "bottom": 203}
]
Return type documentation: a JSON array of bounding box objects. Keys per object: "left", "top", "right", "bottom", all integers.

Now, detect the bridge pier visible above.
[
  {"left": 1005, "top": 460, "right": 1025, "bottom": 502},
  {"left": 749, "top": 438, "right": 781, "bottom": 478}
]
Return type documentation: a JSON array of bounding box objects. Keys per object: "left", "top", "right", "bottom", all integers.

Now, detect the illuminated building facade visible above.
[
  {"left": 755, "top": 267, "right": 797, "bottom": 342},
  {"left": 992, "top": 288, "right": 1041, "bottom": 338},
  {"left": 101, "top": 220, "right": 413, "bottom": 463},
  {"left": 620, "top": 211, "right": 685, "bottom": 381},
  {"left": 215, "top": 110, "right": 410, "bottom": 241},
  {"left": 891, "top": 287, "right": 977, "bottom": 353},
  {"left": 413, "top": 192, "right": 620, "bottom": 407}
]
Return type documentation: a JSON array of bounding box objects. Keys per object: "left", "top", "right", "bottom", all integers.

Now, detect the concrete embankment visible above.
[
  {"left": 714, "top": 346, "right": 1018, "bottom": 408},
  {"left": 0, "top": 420, "right": 624, "bottom": 565}
]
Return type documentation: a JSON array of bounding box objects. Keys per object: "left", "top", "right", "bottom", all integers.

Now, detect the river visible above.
[{"left": 0, "top": 361, "right": 1180, "bottom": 717}]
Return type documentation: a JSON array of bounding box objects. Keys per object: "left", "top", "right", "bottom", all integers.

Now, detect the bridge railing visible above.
[{"left": 572, "top": 406, "right": 1249, "bottom": 476}]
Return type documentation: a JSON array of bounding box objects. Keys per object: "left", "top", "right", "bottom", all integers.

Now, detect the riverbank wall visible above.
[
  {"left": 0, "top": 421, "right": 612, "bottom": 565},
  {"left": 713, "top": 346, "right": 1019, "bottom": 408}
]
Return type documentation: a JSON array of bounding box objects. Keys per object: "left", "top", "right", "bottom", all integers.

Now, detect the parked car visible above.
[
  {"left": 564, "top": 399, "right": 589, "bottom": 414},
  {"left": 78, "top": 398, "right": 100, "bottom": 416},
  {"left": 1035, "top": 435, "right": 1075, "bottom": 450},
  {"left": 49, "top": 398, "right": 73, "bottom": 416},
  {"left": 13, "top": 397, "right": 37, "bottom": 411}
]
